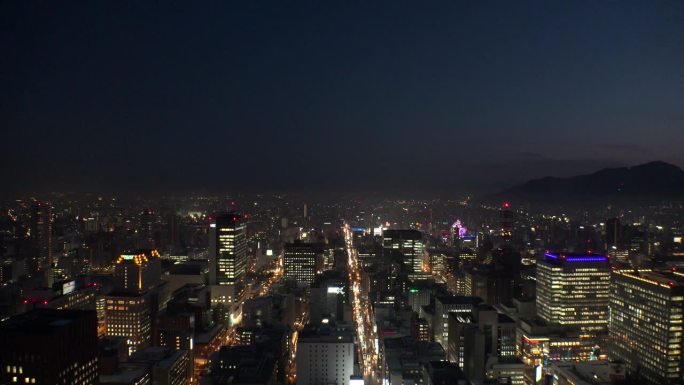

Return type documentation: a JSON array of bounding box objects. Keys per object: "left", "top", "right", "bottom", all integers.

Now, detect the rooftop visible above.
[
  {"left": 551, "top": 360, "right": 616, "bottom": 385},
  {"left": 0, "top": 309, "right": 94, "bottom": 334},
  {"left": 435, "top": 294, "right": 483, "bottom": 306},
  {"left": 542, "top": 252, "right": 609, "bottom": 264}
]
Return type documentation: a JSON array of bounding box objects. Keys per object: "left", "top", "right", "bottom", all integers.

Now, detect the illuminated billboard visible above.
[
  {"left": 62, "top": 280, "right": 76, "bottom": 295},
  {"left": 327, "top": 286, "right": 344, "bottom": 294}
]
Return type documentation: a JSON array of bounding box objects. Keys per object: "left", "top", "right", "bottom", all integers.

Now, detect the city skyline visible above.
[{"left": 1, "top": 2, "right": 684, "bottom": 385}]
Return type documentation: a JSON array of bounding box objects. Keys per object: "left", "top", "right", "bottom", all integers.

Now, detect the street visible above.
[{"left": 344, "top": 224, "right": 380, "bottom": 384}]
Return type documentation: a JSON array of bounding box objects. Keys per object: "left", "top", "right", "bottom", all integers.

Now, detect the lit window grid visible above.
[
  {"left": 536, "top": 261, "right": 610, "bottom": 327},
  {"left": 609, "top": 271, "right": 684, "bottom": 384}
]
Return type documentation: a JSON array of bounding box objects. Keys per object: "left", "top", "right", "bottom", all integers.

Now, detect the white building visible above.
[{"left": 296, "top": 327, "right": 355, "bottom": 385}]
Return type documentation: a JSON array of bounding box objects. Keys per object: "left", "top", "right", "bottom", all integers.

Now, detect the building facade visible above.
[
  {"left": 609, "top": 269, "right": 684, "bottom": 385},
  {"left": 114, "top": 249, "right": 162, "bottom": 294},
  {"left": 208, "top": 213, "right": 247, "bottom": 324},
  {"left": 296, "top": 327, "right": 354, "bottom": 385},
  {"left": 30, "top": 200, "right": 52, "bottom": 269},
  {"left": 536, "top": 253, "right": 610, "bottom": 330},
  {"left": 383, "top": 230, "right": 425, "bottom": 274},
  {"left": 105, "top": 293, "right": 152, "bottom": 355},
  {"left": 0, "top": 309, "right": 99, "bottom": 385},
  {"left": 283, "top": 242, "right": 322, "bottom": 287}
]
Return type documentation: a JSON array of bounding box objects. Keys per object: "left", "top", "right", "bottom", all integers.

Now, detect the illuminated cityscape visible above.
[{"left": 2, "top": 2, "right": 684, "bottom": 385}]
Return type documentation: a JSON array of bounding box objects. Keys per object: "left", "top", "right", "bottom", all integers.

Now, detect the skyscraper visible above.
[
  {"left": 208, "top": 213, "right": 247, "bottom": 324},
  {"left": 609, "top": 269, "right": 684, "bottom": 385},
  {"left": 139, "top": 209, "right": 155, "bottom": 247},
  {"left": 283, "top": 241, "right": 321, "bottom": 287},
  {"left": 114, "top": 249, "right": 162, "bottom": 294},
  {"left": 382, "top": 229, "right": 424, "bottom": 274},
  {"left": 499, "top": 202, "right": 513, "bottom": 242},
  {"left": 536, "top": 253, "right": 610, "bottom": 330},
  {"left": 434, "top": 294, "right": 483, "bottom": 348},
  {"left": 0, "top": 309, "right": 99, "bottom": 385},
  {"left": 30, "top": 200, "right": 52, "bottom": 268},
  {"left": 209, "top": 213, "right": 247, "bottom": 286},
  {"left": 605, "top": 217, "right": 621, "bottom": 250}
]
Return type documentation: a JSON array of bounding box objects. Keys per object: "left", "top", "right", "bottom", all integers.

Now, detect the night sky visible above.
[{"left": 2, "top": 1, "right": 683, "bottom": 195}]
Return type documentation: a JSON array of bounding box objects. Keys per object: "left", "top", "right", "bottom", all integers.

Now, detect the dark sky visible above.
[{"left": 2, "top": 1, "right": 683, "bottom": 195}]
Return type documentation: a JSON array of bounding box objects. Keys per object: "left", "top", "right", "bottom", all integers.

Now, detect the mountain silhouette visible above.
[{"left": 496, "top": 161, "right": 684, "bottom": 204}]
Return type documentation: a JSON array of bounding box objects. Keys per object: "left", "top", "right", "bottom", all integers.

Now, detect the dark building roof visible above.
[
  {"left": 383, "top": 229, "right": 422, "bottom": 240},
  {"left": 0, "top": 308, "right": 95, "bottom": 334},
  {"left": 435, "top": 294, "right": 483, "bottom": 306}
]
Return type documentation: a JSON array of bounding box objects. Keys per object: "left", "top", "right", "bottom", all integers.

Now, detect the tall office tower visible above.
[
  {"left": 499, "top": 202, "right": 513, "bottom": 241},
  {"left": 30, "top": 200, "right": 52, "bottom": 268},
  {"left": 208, "top": 213, "right": 247, "bottom": 324},
  {"left": 0, "top": 309, "right": 98, "bottom": 385},
  {"left": 609, "top": 269, "right": 684, "bottom": 385},
  {"left": 168, "top": 213, "right": 181, "bottom": 252},
  {"left": 139, "top": 209, "right": 155, "bottom": 244},
  {"left": 209, "top": 213, "right": 247, "bottom": 285},
  {"left": 309, "top": 271, "right": 347, "bottom": 325},
  {"left": 296, "top": 327, "right": 355, "bottom": 385},
  {"left": 408, "top": 282, "right": 436, "bottom": 314},
  {"left": 382, "top": 229, "right": 425, "bottom": 274},
  {"left": 447, "top": 305, "right": 516, "bottom": 374},
  {"left": 536, "top": 253, "right": 610, "bottom": 330},
  {"left": 105, "top": 293, "right": 152, "bottom": 355},
  {"left": 283, "top": 241, "right": 321, "bottom": 287},
  {"left": 114, "top": 249, "right": 162, "bottom": 294},
  {"left": 434, "top": 294, "right": 483, "bottom": 348},
  {"left": 605, "top": 217, "right": 621, "bottom": 250}
]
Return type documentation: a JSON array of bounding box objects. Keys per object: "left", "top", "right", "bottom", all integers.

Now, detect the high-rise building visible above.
[
  {"left": 407, "top": 282, "right": 436, "bottom": 314},
  {"left": 296, "top": 327, "right": 355, "bottom": 385},
  {"left": 139, "top": 209, "right": 155, "bottom": 247},
  {"left": 208, "top": 213, "right": 247, "bottom": 324},
  {"left": 283, "top": 241, "right": 322, "bottom": 287},
  {"left": 447, "top": 304, "right": 516, "bottom": 371},
  {"left": 105, "top": 293, "right": 152, "bottom": 355},
  {"left": 604, "top": 217, "right": 621, "bottom": 250},
  {"left": 434, "top": 294, "right": 482, "bottom": 348},
  {"left": 0, "top": 309, "right": 98, "bottom": 385},
  {"left": 536, "top": 253, "right": 610, "bottom": 330},
  {"left": 609, "top": 269, "right": 684, "bottom": 385},
  {"left": 209, "top": 213, "right": 247, "bottom": 286},
  {"left": 499, "top": 202, "right": 514, "bottom": 242},
  {"left": 30, "top": 200, "right": 52, "bottom": 268},
  {"left": 309, "top": 271, "right": 347, "bottom": 325},
  {"left": 382, "top": 229, "right": 424, "bottom": 274},
  {"left": 465, "top": 264, "right": 517, "bottom": 305},
  {"left": 114, "top": 249, "right": 162, "bottom": 294}
]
